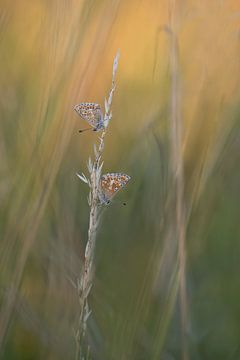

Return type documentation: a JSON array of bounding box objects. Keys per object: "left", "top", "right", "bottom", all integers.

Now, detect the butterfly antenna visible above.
[{"left": 78, "top": 127, "right": 93, "bottom": 133}]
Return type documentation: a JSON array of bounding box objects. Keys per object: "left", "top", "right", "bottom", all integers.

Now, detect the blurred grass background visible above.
[{"left": 1, "top": 0, "right": 240, "bottom": 359}]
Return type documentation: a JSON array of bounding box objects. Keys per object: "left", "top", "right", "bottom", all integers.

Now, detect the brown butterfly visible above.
[
  {"left": 98, "top": 173, "right": 131, "bottom": 205},
  {"left": 74, "top": 102, "right": 104, "bottom": 132}
]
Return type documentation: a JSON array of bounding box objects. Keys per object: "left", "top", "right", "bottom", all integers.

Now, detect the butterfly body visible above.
[
  {"left": 74, "top": 102, "right": 104, "bottom": 131},
  {"left": 99, "top": 173, "right": 131, "bottom": 205}
]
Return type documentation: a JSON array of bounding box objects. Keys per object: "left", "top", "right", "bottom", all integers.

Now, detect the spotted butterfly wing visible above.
[
  {"left": 74, "top": 102, "right": 104, "bottom": 131},
  {"left": 99, "top": 173, "right": 131, "bottom": 205}
]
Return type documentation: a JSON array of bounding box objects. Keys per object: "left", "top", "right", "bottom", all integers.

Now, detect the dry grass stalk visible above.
[
  {"left": 168, "top": 1, "right": 188, "bottom": 360},
  {"left": 75, "top": 51, "right": 120, "bottom": 360}
]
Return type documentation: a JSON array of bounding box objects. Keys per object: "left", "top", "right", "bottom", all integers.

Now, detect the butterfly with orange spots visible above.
[
  {"left": 74, "top": 102, "right": 104, "bottom": 132},
  {"left": 99, "top": 173, "right": 131, "bottom": 205}
]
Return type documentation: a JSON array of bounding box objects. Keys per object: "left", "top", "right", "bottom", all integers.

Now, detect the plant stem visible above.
[
  {"left": 75, "top": 51, "right": 119, "bottom": 360},
  {"left": 75, "top": 132, "right": 105, "bottom": 360}
]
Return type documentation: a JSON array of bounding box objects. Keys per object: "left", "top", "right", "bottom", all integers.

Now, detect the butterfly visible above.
[
  {"left": 74, "top": 102, "right": 104, "bottom": 132},
  {"left": 98, "top": 173, "right": 131, "bottom": 205}
]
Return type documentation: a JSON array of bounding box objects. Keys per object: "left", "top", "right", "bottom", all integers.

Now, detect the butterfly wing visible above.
[
  {"left": 99, "top": 173, "right": 131, "bottom": 204},
  {"left": 74, "top": 102, "right": 104, "bottom": 130}
]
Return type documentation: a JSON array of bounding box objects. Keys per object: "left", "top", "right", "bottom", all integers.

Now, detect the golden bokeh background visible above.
[{"left": 1, "top": 0, "right": 240, "bottom": 359}]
